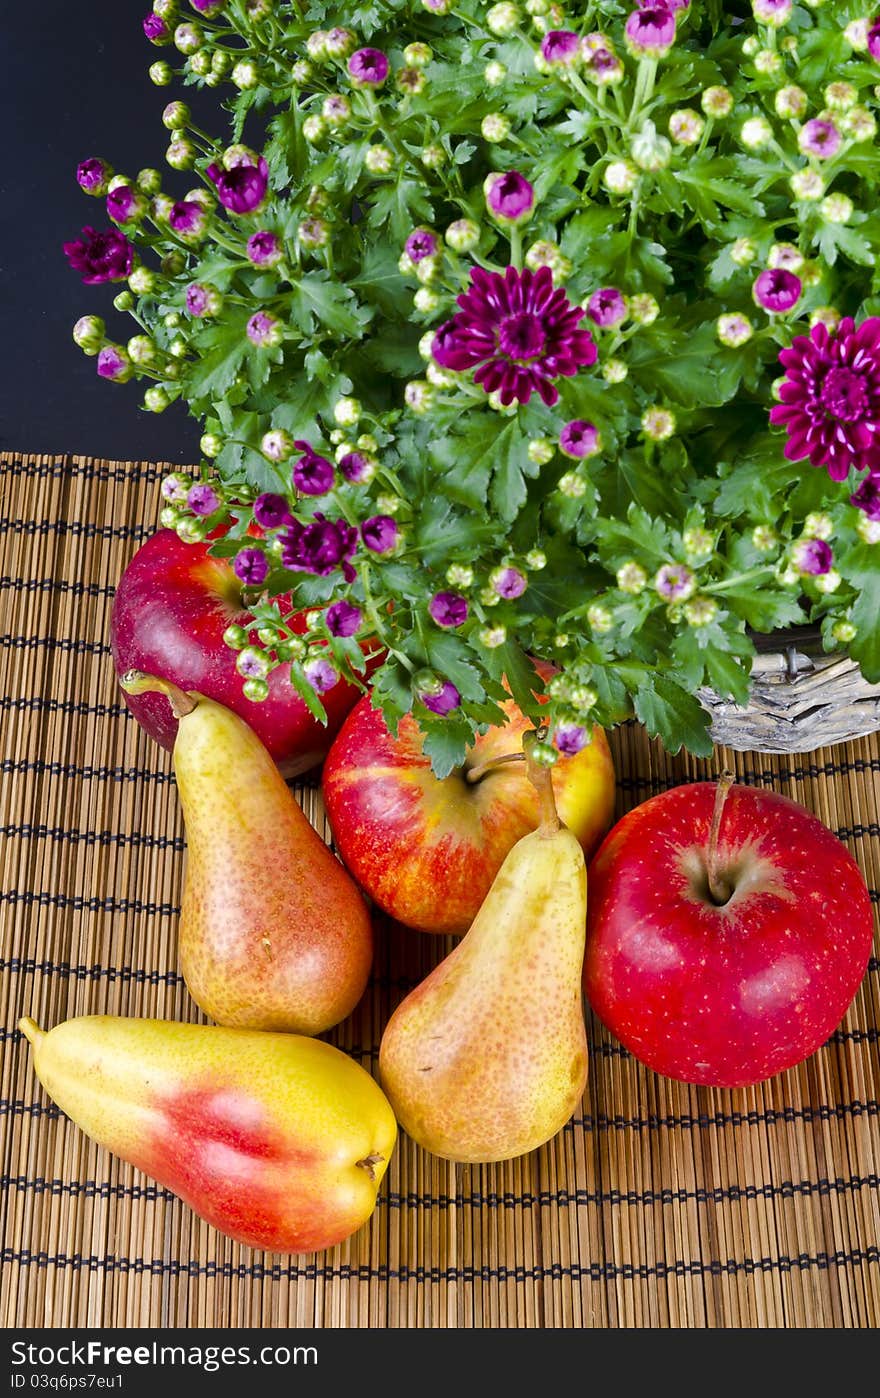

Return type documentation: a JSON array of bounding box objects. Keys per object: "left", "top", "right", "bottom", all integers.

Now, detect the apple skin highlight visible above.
[{"left": 583, "top": 781, "right": 874, "bottom": 1088}]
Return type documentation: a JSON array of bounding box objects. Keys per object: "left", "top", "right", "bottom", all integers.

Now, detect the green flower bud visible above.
[
  {"left": 176, "top": 515, "right": 209, "bottom": 544},
  {"left": 603, "top": 160, "right": 638, "bottom": 195},
  {"left": 149, "top": 61, "right": 174, "bottom": 86},
  {"left": 752, "top": 524, "right": 778, "bottom": 552},
  {"left": 421, "top": 144, "right": 446, "bottom": 169},
  {"left": 558, "top": 472, "right": 586, "bottom": 499},
  {"left": 414, "top": 288, "right": 441, "bottom": 313},
  {"left": 528, "top": 437, "right": 554, "bottom": 465},
  {"left": 587, "top": 604, "right": 613, "bottom": 633},
  {"left": 200, "top": 433, "right": 223, "bottom": 458},
  {"left": 530, "top": 742, "right": 558, "bottom": 767},
  {"left": 831, "top": 619, "right": 857, "bottom": 644},
  {"left": 173, "top": 22, "right": 203, "bottom": 55},
  {"left": 127, "top": 335, "right": 157, "bottom": 365},
  {"left": 159, "top": 505, "right": 181, "bottom": 529},
  {"left": 166, "top": 138, "right": 196, "bottom": 170},
  {"left": 303, "top": 115, "right": 327, "bottom": 144},
  {"left": 242, "top": 678, "right": 270, "bottom": 702},
  {"left": 682, "top": 596, "right": 718, "bottom": 628},
  {"left": 162, "top": 100, "right": 190, "bottom": 130},
  {"left": 72, "top": 315, "right": 105, "bottom": 354},
  {"left": 445, "top": 218, "right": 480, "bottom": 252},
  {"left": 365, "top": 144, "right": 394, "bottom": 174},
  {"left": 113, "top": 291, "right": 135, "bottom": 312},
  {"left": 236, "top": 646, "right": 270, "bottom": 679},
  {"left": 641, "top": 407, "right": 675, "bottom": 440},
  {"left": 525, "top": 549, "right": 547, "bottom": 570},
  {"left": 602, "top": 359, "right": 628, "bottom": 384},
  {"left": 482, "top": 113, "right": 511, "bottom": 143},
  {"left": 334, "top": 397, "right": 361, "bottom": 427},
  {"left": 485, "top": 61, "right": 507, "bottom": 85},
  {"left": 162, "top": 250, "right": 186, "bottom": 277},
  {"left": 617, "top": 561, "right": 647, "bottom": 594},
  {"left": 144, "top": 386, "right": 171, "bottom": 413},
  {"left": 446, "top": 564, "right": 474, "bottom": 587},
  {"left": 188, "top": 49, "right": 212, "bottom": 77},
  {"left": 232, "top": 60, "right": 260, "bottom": 90},
  {"left": 136, "top": 168, "right": 162, "bottom": 195},
  {"left": 631, "top": 120, "right": 672, "bottom": 172},
  {"left": 404, "top": 42, "right": 432, "bottom": 67},
  {"left": 487, "top": 3, "right": 521, "bottom": 37},
  {"left": 478, "top": 625, "right": 508, "bottom": 648},
  {"left": 803, "top": 512, "right": 833, "bottom": 540}
]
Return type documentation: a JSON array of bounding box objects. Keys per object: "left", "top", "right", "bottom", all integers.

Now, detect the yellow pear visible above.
[
  {"left": 378, "top": 733, "right": 589, "bottom": 1163},
  {"left": 119, "top": 670, "right": 372, "bottom": 1034}
]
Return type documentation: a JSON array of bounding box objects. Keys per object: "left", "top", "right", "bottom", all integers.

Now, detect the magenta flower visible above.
[
  {"left": 655, "top": 563, "right": 695, "bottom": 600},
  {"left": 625, "top": 7, "right": 676, "bottom": 58},
  {"left": 326, "top": 600, "right": 362, "bottom": 637},
  {"left": 753, "top": 268, "right": 801, "bottom": 314},
  {"left": 432, "top": 265, "right": 597, "bottom": 407},
  {"left": 63, "top": 226, "right": 134, "bottom": 284},
  {"left": 96, "top": 346, "right": 131, "bottom": 382},
  {"left": 869, "top": 20, "right": 880, "bottom": 60},
  {"left": 560, "top": 420, "right": 600, "bottom": 458},
  {"left": 493, "top": 567, "right": 527, "bottom": 599},
  {"left": 798, "top": 119, "right": 841, "bottom": 160},
  {"left": 554, "top": 723, "right": 587, "bottom": 755},
  {"left": 361, "top": 516, "right": 399, "bottom": 554},
  {"left": 851, "top": 474, "right": 880, "bottom": 519},
  {"left": 428, "top": 591, "right": 468, "bottom": 627},
  {"left": 189, "top": 0, "right": 224, "bottom": 13},
  {"left": 253, "top": 492, "right": 291, "bottom": 529},
  {"left": 292, "top": 442, "right": 334, "bottom": 496},
  {"left": 348, "top": 48, "right": 389, "bottom": 87},
  {"left": 247, "top": 230, "right": 283, "bottom": 267},
  {"left": 187, "top": 484, "right": 221, "bottom": 516},
  {"left": 206, "top": 155, "right": 269, "bottom": 214},
  {"left": 420, "top": 680, "right": 461, "bottom": 716},
  {"left": 636, "top": 0, "right": 689, "bottom": 9},
  {"left": 247, "top": 311, "right": 282, "bottom": 347},
  {"left": 405, "top": 228, "right": 439, "bottom": 263},
  {"left": 485, "top": 171, "right": 535, "bottom": 224},
  {"left": 339, "top": 451, "right": 373, "bottom": 483},
  {"left": 304, "top": 657, "right": 339, "bottom": 693},
  {"left": 792, "top": 539, "right": 833, "bottom": 576},
  {"left": 169, "top": 199, "right": 208, "bottom": 237},
  {"left": 185, "top": 283, "right": 220, "bottom": 317},
  {"left": 541, "top": 31, "right": 581, "bottom": 66},
  {"left": 77, "top": 158, "right": 113, "bottom": 196},
  {"left": 770, "top": 317, "right": 880, "bottom": 481},
  {"left": 586, "top": 287, "right": 627, "bottom": 328},
  {"left": 282, "top": 515, "right": 358, "bottom": 581},
  {"left": 143, "top": 14, "right": 171, "bottom": 43},
  {"left": 107, "top": 185, "right": 146, "bottom": 225}
]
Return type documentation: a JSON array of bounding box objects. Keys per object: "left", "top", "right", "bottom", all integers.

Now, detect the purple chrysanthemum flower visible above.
[
  {"left": 283, "top": 514, "right": 358, "bottom": 581},
  {"left": 143, "top": 14, "right": 170, "bottom": 43},
  {"left": 405, "top": 228, "right": 439, "bottom": 263},
  {"left": 339, "top": 451, "right": 373, "bottom": 483},
  {"left": 636, "top": 0, "right": 689, "bottom": 9},
  {"left": 63, "top": 226, "right": 134, "bottom": 284},
  {"left": 96, "top": 346, "right": 131, "bottom": 382},
  {"left": 361, "top": 515, "right": 399, "bottom": 554},
  {"left": 560, "top": 420, "right": 601, "bottom": 459},
  {"left": 169, "top": 199, "right": 207, "bottom": 236},
  {"left": 428, "top": 591, "right": 468, "bottom": 627},
  {"left": 247, "top": 230, "right": 283, "bottom": 268},
  {"left": 233, "top": 548, "right": 268, "bottom": 587},
  {"left": 292, "top": 442, "right": 334, "bottom": 496},
  {"left": 554, "top": 723, "right": 588, "bottom": 756},
  {"left": 206, "top": 155, "right": 269, "bottom": 214},
  {"left": 540, "top": 30, "right": 581, "bottom": 67},
  {"left": 187, "top": 484, "right": 221, "bottom": 516},
  {"left": 625, "top": 7, "right": 676, "bottom": 58},
  {"left": 851, "top": 474, "right": 880, "bottom": 519},
  {"left": 655, "top": 563, "right": 695, "bottom": 601},
  {"left": 432, "top": 265, "right": 597, "bottom": 407},
  {"left": 247, "top": 311, "right": 282, "bottom": 347},
  {"left": 106, "top": 185, "right": 145, "bottom": 224},
  {"left": 304, "top": 657, "right": 339, "bottom": 694},
  {"left": 792, "top": 538, "right": 833, "bottom": 576},
  {"left": 798, "top": 119, "right": 841, "bottom": 159},
  {"left": 485, "top": 171, "right": 535, "bottom": 224},
  {"left": 869, "top": 20, "right": 880, "bottom": 61},
  {"left": 420, "top": 680, "right": 461, "bottom": 716},
  {"left": 185, "top": 283, "right": 218, "bottom": 317},
  {"left": 769, "top": 317, "right": 880, "bottom": 480},
  {"left": 77, "top": 158, "right": 113, "bottom": 196},
  {"left": 753, "top": 268, "right": 802, "bottom": 314},
  {"left": 348, "top": 47, "right": 389, "bottom": 87},
  {"left": 753, "top": 0, "right": 791, "bottom": 20},
  {"left": 252, "top": 492, "right": 291, "bottom": 530},
  {"left": 586, "top": 287, "right": 627, "bottom": 328},
  {"left": 493, "top": 567, "right": 527, "bottom": 599},
  {"left": 189, "top": 0, "right": 224, "bottom": 14},
  {"left": 326, "top": 600, "right": 363, "bottom": 637}
]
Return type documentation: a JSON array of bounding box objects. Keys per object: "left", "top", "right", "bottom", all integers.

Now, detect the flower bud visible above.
[
  {"left": 73, "top": 315, "right": 105, "bottom": 354},
  {"left": 188, "top": 49, "right": 212, "bottom": 76},
  {"left": 683, "top": 528, "right": 715, "bottom": 562},
  {"left": 752, "top": 524, "right": 778, "bottom": 552},
  {"left": 730, "top": 236, "right": 756, "bottom": 267},
  {"left": 790, "top": 169, "right": 824, "bottom": 201},
  {"left": 740, "top": 116, "right": 773, "bottom": 149},
  {"left": 260, "top": 429, "right": 294, "bottom": 463},
  {"left": 232, "top": 60, "right": 260, "bottom": 89},
  {"left": 683, "top": 596, "right": 718, "bottom": 627},
  {"left": 397, "top": 67, "right": 426, "bottom": 96},
  {"left": 603, "top": 358, "right": 628, "bottom": 383},
  {"left": 485, "top": 60, "right": 507, "bottom": 85},
  {"left": 716, "top": 313, "right": 753, "bottom": 347},
  {"left": 292, "top": 60, "right": 312, "bottom": 84},
  {"left": 127, "top": 334, "right": 157, "bottom": 365},
  {"left": 487, "top": 3, "right": 521, "bottom": 37},
  {"left": 421, "top": 144, "right": 446, "bottom": 169},
  {"left": 669, "top": 109, "right": 704, "bottom": 146},
  {"left": 701, "top": 86, "right": 733, "bottom": 118},
  {"left": 176, "top": 515, "right": 209, "bottom": 544},
  {"left": 814, "top": 570, "right": 841, "bottom": 594},
  {"left": 642, "top": 407, "right": 676, "bottom": 441},
  {"left": 775, "top": 85, "right": 807, "bottom": 119},
  {"left": 528, "top": 437, "right": 554, "bottom": 465},
  {"left": 841, "top": 106, "right": 877, "bottom": 142},
  {"left": 161, "top": 250, "right": 185, "bottom": 276},
  {"left": 149, "top": 60, "right": 174, "bottom": 85},
  {"left": 446, "top": 564, "right": 473, "bottom": 587},
  {"left": 365, "top": 144, "right": 394, "bottom": 174},
  {"left": 200, "top": 433, "right": 223, "bottom": 458},
  {"left": 482, "top": 113, "right": 511, "bottom": 143},
  {"left": 821, "top": 193, "right": 853, "bottom": 224},
  {"left": 754, "top": 50, "right": 782, "bottom": 75},
  {"left": 844, "top": 19, "right": 870, "bottom": 51},
  {"left": 173, "top": 22, "right": 203, "bottom": 54},
  {"left": 478, "top": 625, "right": 508, "bottom": 648},
  {"left": 334, "top": 397, "right": 361, "bottom": 427},
  {"left": 404, "top": 380, "right": 436, "bottom": 413},
  {"left": 303, "top": 115, "right": 327, "bottom": 144},
  {"left": 809, "top": 306, "right": 841, "bottom": 332},
  {"left": 587, "top": 603, "right": 613, "bottom": 633},
  {"left": 414, "top": 288, "right": 441, "bottom": 313},
  {"left": 617, "top": 562, "right": 647, "bottom": 594},
  {"left": 166, "top": 138, "right": 196, "bottom": 170},
  {"left": 404, "top": 41, "right": 432, "bottom": 67},
  {"left": 298, "top": 216, "right": 329, "bottom": 248},
  {"left": 445, "top": 218, "right": 480, "bottom": 252},
  {"left": 824, "top": 82, "right": 857, "bottom": 112},
  {"left": 603, "top": 160, "right": 638, "bottom": 194},
  {"left": 325, "top": 27, "right": 356, "bottom": 58},
  {"left": 162, "top": 100, "right": 190, "bottom": 130},
  {"left": 831, "top": 618, "right": 857, "bottom": 644},
  {"left": 631, "top": 120, "right": 672, "bottom": 171},
  {"left": 144, "top": 386, "right": 172, "bottom": 412},
  {"left": 525, "top": 549, "right": 547, "bottom": 570},
  {"left": 322, "top": 94, "right": 351, "bottom": 127},
  {"left": 113, "top": 291, "right": 135, "bottom": 313},
  {"left": 159, "top": 506, "right": 181, "bottom": 529},
  {"left": 242, "top": 678, "right": 270, "bottom": 702},
  {"left": 629, "top": 294, "right": 659, "bottom": 326},
  {"left": 557, "top": 472, "right": 586, "bottom": 499},
  {"left": 96, "top": 345, "right": 132, "bottom": 383}
]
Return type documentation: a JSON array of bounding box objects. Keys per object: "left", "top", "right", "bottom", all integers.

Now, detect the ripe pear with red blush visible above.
[
  {"left": 119, "top": 671, "right": 373, "bottom": 1035},
  {"left": 19, "top": 1015, "right": 397, "bottom": 1254}
]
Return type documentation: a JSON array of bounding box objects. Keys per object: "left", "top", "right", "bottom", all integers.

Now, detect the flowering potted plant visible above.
[{"left": 65, "top": 0, "right": 880, "bottom": 775}]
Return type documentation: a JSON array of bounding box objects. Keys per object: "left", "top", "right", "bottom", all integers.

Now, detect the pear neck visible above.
[
  {"left": 523, "top": 731, "right": 561, "bottom": 836},
  {"left": 119, "top": 670, "right": 198, "bottom": 719}
]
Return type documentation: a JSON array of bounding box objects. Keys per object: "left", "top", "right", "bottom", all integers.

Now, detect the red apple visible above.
[
  {"left": 109, "top": 528, "right": 363, "bottom": 778},
  {"left": 583, "top": 778, "right": 874, "bottom": 1088},
  {"left": 322, "top": 688, "right": 616, "bottom": 935}
]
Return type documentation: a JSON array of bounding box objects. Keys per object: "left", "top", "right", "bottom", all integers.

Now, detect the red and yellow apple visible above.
[
  {"left": 322, "top": 688, "right": 616, "bottom": 935},
  {"left": 110, "top": 528, "right": 364, "bottom": 777}
]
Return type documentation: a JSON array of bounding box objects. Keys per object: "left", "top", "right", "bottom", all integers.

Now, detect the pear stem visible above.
[
  {"left": 464, "top": 751, "right": 525, "bottom": 784},
  {"left": 522, "top": 728, "right": 561, "bottom": 836},
  {"left": 706, "top": 769, "right": 735, "bottom": 906},
  {"left": 119, "top": 669, "right": 198, "bottom": 718},
  {"left": 18, "top": 1017, "right": 42, "bottom": 1045}
]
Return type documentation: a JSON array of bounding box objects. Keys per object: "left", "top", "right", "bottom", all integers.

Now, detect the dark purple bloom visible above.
[
  {"left": 636, "top": 0, "right": 689, "bottom": 9},
  {"left": 769, "top": 317, "right": 880, "bottom": 480},
  {"left": 96, "top": 346, "right": 131, "bottom": 382},
  {"left": 187, "top": 484, "right": 221, "bottom": 516},
  {"left": 233, "top": 548, "right": 268, "bottom": 587},
  {"left": 625, "top": 7, "right": 676, "bottom": 57},
  {"left": 169, "top": 199, "right": 208, "bottom": 236},
  {"left": 339, "top": 451, "right": 373, "bottom": 483},
  {"left": 143, "top": 13, "right": 171, "bottom": 43},
  {"left": 292, "top": 442, "right": 334, "bottom": 496},
  {"left": 851, "top": 474, "right": 880, "bottom": 519},
  {"left": 282, "top": 514, "right": 358, "bottom": 581},
  {"left": 560, "top": 419, "right": 600, "bottom": 459},
  {"left": 493, "top": 567, "right": 527, "bottom": 599},
  {"left": 189, "top": 0, "right": 224, "bottom": 13},
  {"left": 485, "top": 171, "right": 535, "bottom": 224},
  {"left": 405, "top": 228, "right": 439, "bottom": 263},
  {"left": 247, "top": 230, "right": 283, "bottom": 267},
  {"left": 63, "top": 226, "right": 134, "bottom": 284},
  {"left": 870, "top": 20, "right": 880, "bottom": 61},
  {"left": 753, "top": 268, "right": 802, "bottom": 314},
  {"left": 432, "top": 265, "right": 597, "bottom": 408},
  {"left": 247, "top": 311, "right": 282, "bottom": 347},
  {"left": 792, "top": 538, "right": 833, "bottom": 576},
  {"left": 554, "top": 723, "right": 587, "bottom": 755},
  {"left": 253, "top": 492, "right": 291, "bottom": 529},
  {"left": 361, "top": 515, "right": 399, "bottom": 554},
  {"left": 304, "top": 657, "right": 339, "bottom": 693},
  {"left": 77, "top": 157, "right": 113, "bottom": 196},
  {"left": 185, "top": 283, "right": 217, "bottom": 317},
  {"left": 326, "top": 600, "right": 363, "bottom": 637},
  {"left": 428, "top": 591, "right": 468, "bottom": 628},
  {"left": 586, "top": 287, "right": 626, "bottom": 328},
  {"left": 420, "top": 681, "right": 461, "bottom": 716},
  {"left": 348, "top": 48, "right": 389, "bottom": 87},
  {"left": 107, "top": 185, "right": 145, "bottom": 224},
  {"left": 206, "top": 155, "right": 269, "bottom": 214},
  {"left": 540, "top": 31, "right": 581, "bottom": 66}
]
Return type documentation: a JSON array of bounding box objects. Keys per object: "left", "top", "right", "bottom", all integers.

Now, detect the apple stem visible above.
[
  {"left": 356, "top": 1152, "right": 384, "bottom": 1182},
  {"left": 522, "top": 729, "right": 561, "bottom": 837},
  {"left": 706, "top": 769, "right": 736, "bottom": 906},
  {"left": 464, "top": 751, "right": 526, "bottom": 785},
  {"left": 118, "top": 669, "right": 198, "bottom": 719}
]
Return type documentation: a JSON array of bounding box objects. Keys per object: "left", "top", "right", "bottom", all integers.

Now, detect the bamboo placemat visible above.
[{"left": 1, "top": 450, "right": 878, "bottom": 1330}]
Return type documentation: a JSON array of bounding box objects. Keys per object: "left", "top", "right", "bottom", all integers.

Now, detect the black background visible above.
[{"left": 0, "top": 2, "right": 222, "bottom": 464}]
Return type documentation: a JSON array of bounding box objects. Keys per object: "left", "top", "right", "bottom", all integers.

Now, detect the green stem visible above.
[{"left": 629, "top": 57, "right": 658, "bottom": 130}]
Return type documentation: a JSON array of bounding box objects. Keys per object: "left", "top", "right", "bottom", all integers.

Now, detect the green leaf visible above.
[
  {"left": 186, "top": 320, "right": 250, "bottom": 403},
  {"left": 288, "top": 664, "right": 328, "bottom": 725},
  {"left": 714, "top": 581, "right": 806, "bottom": 633},
  {"left": 701, "top": 643, "right": 752, "bottom": 705},
  {"left": 634, "top": 677, "right": 715, "bottom": 757},
  {"left": 424, "top": 632, "right": 486, "bottom": 702},
  {"left": 289, "top": 273, "right": 367, "bottom": 339},
  {"left": 838, "top": 543, "right": 880, "bottom": 682},
  {"left": 418, "top": 712, "right": 475, "bottom": 779},
  {"left": 482, "top": 642, "right": 542, "bottom": 717}
]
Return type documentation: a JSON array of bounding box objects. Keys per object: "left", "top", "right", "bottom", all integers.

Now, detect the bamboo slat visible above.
[{"left": 0, "top": 451, "right": 878, "bottom": 1329}]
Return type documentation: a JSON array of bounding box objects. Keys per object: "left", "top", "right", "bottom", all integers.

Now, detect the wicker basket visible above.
[{"left": 699, "top": 625, "right": 880, "bottom": 753}]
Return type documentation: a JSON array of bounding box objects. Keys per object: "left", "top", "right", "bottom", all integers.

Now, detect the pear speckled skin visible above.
[
  {"left": 173, "top": 692, "right": 373, "bottom": 1034},
  {"left": 19, "top": 1016, "right": 397, "bottom": 1254},
  {"left": 378, "top": 821, "right": 589, "bottom": 1164}
]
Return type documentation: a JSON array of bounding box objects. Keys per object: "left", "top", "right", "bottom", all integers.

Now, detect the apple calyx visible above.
[
  {"left": 119, "top": 669, "right": 198, "bottom": 719},
  {"left": 706, "top": 769, "right": 736, "bottom": 906},
  {"left": 523, "top": 728, "right": 561, "bottom": 837}
]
